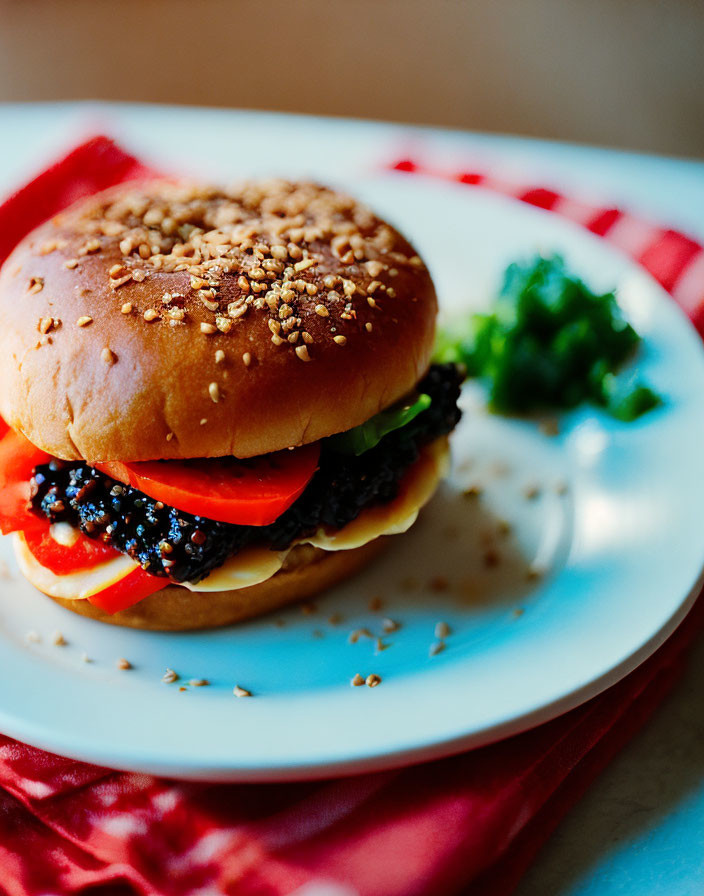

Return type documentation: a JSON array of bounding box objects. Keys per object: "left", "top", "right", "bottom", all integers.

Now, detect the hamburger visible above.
[{"left": 0, "top": 179, "right": 462, "bottom": 630}]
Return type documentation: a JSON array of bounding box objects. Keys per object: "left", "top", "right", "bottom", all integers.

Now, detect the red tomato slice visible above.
[
  {"left": 96, "top": 442, "right": 320, "bottom": 526},
  {"left": 22, "top": 524, "right": 118, "bottom": 575},
  {"left": 19, "top": 515, "right": 166, "bottom": 613},
  {"left": 86, "top": 566, "right": 167, "bottom": 614},
  {"left": 0, "top": 428, "right": 50, "bottom": 535}
]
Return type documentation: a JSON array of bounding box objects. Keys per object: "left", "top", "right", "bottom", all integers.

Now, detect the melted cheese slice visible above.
[
  {"left": 300, "top": 437, "right": 449, "bottom": 552},
  {"left": 14, "top": 438, "right": 450, "bottom": 599},
  {"left": 179, "top": 547, "right": 287, "bottom": 592}
]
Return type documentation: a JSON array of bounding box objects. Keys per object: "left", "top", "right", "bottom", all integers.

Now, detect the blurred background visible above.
[{"left": 0, "top": 0, "right": 702, "bottom": 157}]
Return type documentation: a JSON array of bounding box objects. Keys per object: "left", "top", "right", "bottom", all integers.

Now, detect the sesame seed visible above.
[
  {"left": 306, "top": 283, "right": 318, "bottom": 296},
  {"left": 25, "top": 630, "right": 40, "bottom": 644},
  {"left": 189, "top": 678, "right": 209, "bottom": 687},
  {"left": 80, "top": 238, "right": 100, "bottom": 255},
  {"left": 101, "top": 347, "right": 116, "bottom": 365},
  {"left": 302, "top": 331, "right": 314, "bottom": 344},
  {"left": 52, "top": 631, "right": 67, "bottom": 646},
  {"left": 366, "top": 259, "right": 384, "bottom": 277},
  {"left": 208, "top": 382, "right": 220, "bottom": 402},
  {"left": 81, "top": 652, "right": 93, "bottom": 663},
  {"left": 190, "top": 275, "right": 208, "bottom": 289},
  {"left": 64, "top": 258, "right": 79, "bottom": 269},
  {"left": 228, "top": 302, "right": 248, "bottom": 319},
  {"left": 38, "top": 317, "right": 54, "bottom": 334},
  {"left": 429, "top": 641, "right": 446, "bottom": 657},
  {"left": 162, "top": 668, "right": 178, "bottom": 684},
  {"left": 382, "top": 618, "right": 400, "bottom": 634},
  {"left": 167, "top": 308, "right": 185, "bottom": 321},
  {"left": 351, "top": 673, "right": 365, "bottom": 687},
  {"left": 143, "top": 308, "right": 158, "bottom": 321},
  {"left": 76, "top": 315, "right": 93, "bottom": 327},
  {"left": 435, "top": 621, "right": 451, "bottom": 639},
  {"left": 367, "top": 296, "right": 377, "bottom": 308},
  {"left": 121, "top": 302, "right": 133, "bottom": 314},
  {"left": 375, "top": 638, "right": 389, "bottom": 654},
  {"left": 523, "top": 484, "right": 541, "bottom": 500},
  {"left": 132, "top": 270, "right": 146, "bottom": 282},
  {"left": 333, "top": 335, "right": 347, "bottom": 346},
  {"left": 242, "top": 351, "right": 252, "bottom": 367},
  {"left": 116, "top": 658, "right": 132, "bottom": 670},
  {"left": 27, "top": 277, "right": 44, "bottom": 294},
  {"left": 109, "top": 263, "right": 126, "bottom": 278},
  {"left": 200, "top": 418, "right": 208, "bottom": 425},
  {"left": 166, "top": 432, "right": 174, "bottom": 442},
  {"left": 233, "top": 685, "right": 252, "bottom": 697},
  {"left": 109, "top": 274, "right": 132, "bottom": 290},
  {"left": 365, "top": 322, "right": 373, "bottom": 332},
  {"left": 366, "top": 674, "right": 382, "bottom": 688},
  {"left": 315, "top": 304, "right": 329, "bottom": 317},
  {"left": 200, "top": 322, "right": 217, "bottom": 335},
  {"left": 215, "top": 316, "right": 232, "bottom": 334},
  {"left": 367, "top": 280, "right": 382, "bottom": 295},
  {"left": 215, "top": 349, "right": 225, "bottom": 363},
  {"left": 348, "top": 627, "right": 372, "bottom": 644},
  {"left": 295, "top": 344, "right": 311, "bottom": 362}
]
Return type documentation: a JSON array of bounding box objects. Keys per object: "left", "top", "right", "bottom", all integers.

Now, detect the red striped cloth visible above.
[
  {"left": 390, "top": 157, "right": 704, "bottom": 332},
  {"left": 0, "top": 137, "right": 703, "bottom": 896}
]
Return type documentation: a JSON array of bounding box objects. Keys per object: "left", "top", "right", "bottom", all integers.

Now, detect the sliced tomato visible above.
[
  {"left": 86, "top": 566, "right": 167, "bottom": 614},
  {"left": 96, "top": 442, "right": 320, "bottom": 526},
  {"left": 22, "top": 524, "right": 118, "bottom": 575},
  {"left": 0, "top": 428, "right": 50, "bottom": 535},
  {"left": 19, "top": 516, "right": 166, "bottom": 614}
]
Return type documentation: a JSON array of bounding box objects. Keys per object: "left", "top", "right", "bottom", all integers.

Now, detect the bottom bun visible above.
[{"left": 47, "top": 538, "right": 388, "bottom": 631}]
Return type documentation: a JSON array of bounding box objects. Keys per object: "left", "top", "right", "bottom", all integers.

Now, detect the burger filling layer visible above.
[{"left": 28, "top": 363, "right": 462, "bottom": 585}]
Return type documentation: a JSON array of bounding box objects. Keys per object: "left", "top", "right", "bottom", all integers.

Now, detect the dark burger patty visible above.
[{"left": 30, "top": 363, "right": 463, "bottom": 584}]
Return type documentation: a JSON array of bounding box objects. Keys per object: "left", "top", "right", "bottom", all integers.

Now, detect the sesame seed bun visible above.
[
  {"left": 0, "top": 180, "right": 436, "bottom": 462},
  {"left": 43, "top": 539, "right": 387, "bottom": 631}
]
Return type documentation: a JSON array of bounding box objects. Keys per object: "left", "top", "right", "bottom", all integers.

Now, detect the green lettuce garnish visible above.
[
  {"left": 330, "top": 393, "right": 432, "bottom": 455},
  {"left": 435, "top": 255, "right": 661, "bottom": 421}
]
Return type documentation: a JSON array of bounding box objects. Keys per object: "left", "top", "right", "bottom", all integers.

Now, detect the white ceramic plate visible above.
[{"left": 0, "top": 165, "right": 703, "bottom": 781}]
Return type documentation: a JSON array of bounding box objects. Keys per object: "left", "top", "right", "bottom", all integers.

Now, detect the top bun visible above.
[{"left": 0, "top": 180, "right": 436, "bottom": 461}]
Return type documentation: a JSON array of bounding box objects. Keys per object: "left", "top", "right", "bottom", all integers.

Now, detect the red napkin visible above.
[{"left": 0, "top": 137, "right": 703, "bottom": 896}]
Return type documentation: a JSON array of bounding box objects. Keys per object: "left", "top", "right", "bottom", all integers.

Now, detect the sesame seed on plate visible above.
[
  {"left": 429, "top": 641, "right": 445, "bottom": 657},
  {"left": 366, "top": 674, "right": 382, "bottom": 688},
  {"left": 76, "top": 315, "right": 93, "bottom": 327},
  {"left": 200, "top": 322, "right": 217, "bottom": 335},
  {"left": 382, "top": 618, "right": 400, "bottom": 634},
  {"left": 101, "top": 347, "right": 117, "bottom": 365},
  {"left": 162, "top": 668, "right": 178, "bottom": 684},
  {"left": 51, "top": 631, "right": 66, "bottom": 646},
  {"left": 351, "top": 673, "right": 365, "bottom": 687},
  {"left": 189, "top": 678, "right": 209, "bottom": 687},
  {"left": 233, "top": 685, "right": 252, "bottom": 697},
  {"left": 435, "top": 621, "right": 451, "bottom": 639},
  {"left": 116, "top": 658, "right": 132, "bottom": 670},
  {"left": 143, "top": 308, "right": 158, "bottom": 322}
]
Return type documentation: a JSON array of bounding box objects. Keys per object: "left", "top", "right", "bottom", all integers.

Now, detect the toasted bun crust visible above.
[
  {"left": 46, "top": 539, "right": 387, "bottom": 630},
  {"left": 0, "top": 180, "right": 436, "bottom": 462}
]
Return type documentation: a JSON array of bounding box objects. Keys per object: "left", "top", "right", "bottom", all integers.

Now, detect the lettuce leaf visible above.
[{"left": 330, "top": 393, "right": 432, "bottom": 455}]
